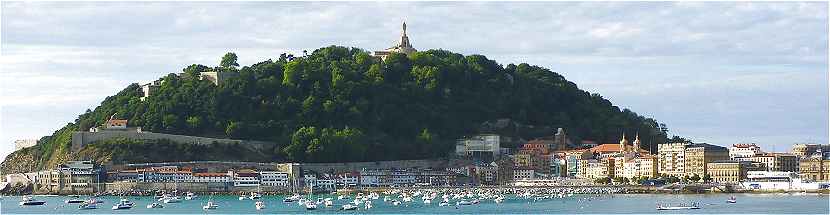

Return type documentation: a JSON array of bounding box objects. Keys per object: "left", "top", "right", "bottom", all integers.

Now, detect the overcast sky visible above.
[{"left": 1, "top": 2, "right": 827, "bottom": 160}]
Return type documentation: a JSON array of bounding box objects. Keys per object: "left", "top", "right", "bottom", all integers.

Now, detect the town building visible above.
[
  {"left": 199, "top": 70, "right": 239, "bottom": 85},
  {"left": 513, "top": 168, "right": 536, "bottom": 180},
  {"left": 335, "top": 172, "right": 360, "bottom": 187},
  {"left": 14, "top": 139, "right": 38, "bottom": 151},
  {"left": 230, "top": 169, "right": 260, "bottom": 187},
  {"left": 582, "top": 158, "right": 615, "bottom": 179},
  {"left": 658, "top": 142, "right": 690, "bottom": 177},
  {"left": 139, "top": 79, "right": 162, "bottom": 101},
  {"left": 456, "top": 134, "right": 509, "bottom": 161},
  {"left": 636, "top": 155, "right": 659, "bottom": 178},
  {"left": 729, "top": 143, "right": 762, "bottom": 159},
  {"left": 791, "top": 144, "right": 830, "bottom": 157},
  {"left": 33, "top": 161, "right": 102, "bottom": 194},
  {"left": 740, "top": 171, "right": 828, "bottom": 191},
  {"left": 798, "top": 152, "right": 830, "bottom": 182},
  {"left": 373, "top": 22, "right": 417, "bottom": 60},
  {"left": 416, "top": 169, "right": 456, "bottom": 186},
  {"left": 192, "top": 172, "right": 232, "bottom": 183},
  {"left": 684, "top": 143, "right": 729, "bottom": 177},
  {"left": 259, "top": 171, "right": 290, "bottom": 187},
  {"left": 707, "top": 160, "right": 764, "bottom": 183},
  {"left": 735, "top": 153, "right": 799, "bottom": 172},
  {"left": 561, "top": 149, "right": 592, "bottom": 177}
]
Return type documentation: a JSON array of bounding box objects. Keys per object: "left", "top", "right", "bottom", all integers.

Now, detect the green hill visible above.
[{"left": 2, "top": 46, "right": 670, "bottom": 172}]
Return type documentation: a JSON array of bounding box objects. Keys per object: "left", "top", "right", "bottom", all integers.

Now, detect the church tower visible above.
[
  {"left": 633, "top": 132, "right": 641, "bottom": 153},
  {"left": 619, "top": 132, "right": 629, "bottom": 153}
]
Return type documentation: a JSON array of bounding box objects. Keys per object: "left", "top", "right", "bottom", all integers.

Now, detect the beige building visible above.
[
  {"left": 684, "top": 143, "right": 729, "bottom": 177},
  {"left": 658, "top": 142, "right": 690, "bottom": 177},
  {"left": 637, "top": 155, "right": 659, "bottom": 178},
  {"left": 707, "top": 160, "right": 751, "bottom": 183},
  {"left": 798, "top": 155, "right": 830, "bottom": 182},
  {"left": 373, "top": 22, "right": 417, "bottom": 60},
  {"left": 584, "top": 158, "right": 615, "bottom": 179}
]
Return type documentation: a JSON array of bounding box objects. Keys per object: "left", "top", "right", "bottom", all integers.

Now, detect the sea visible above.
[{"left": 1, "top": 193, "right": 828, "bottom": 214}]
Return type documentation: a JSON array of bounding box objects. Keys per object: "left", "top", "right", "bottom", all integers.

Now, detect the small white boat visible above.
[
  {"left": 457, "top": 200, "right": 472, "bottom": 205},
  {"left": 78, "top": 202, "right": 97, "bottom": 210},
  {"left": 146, "top": 202, "right": 164, "bottom": 209},
  {"left": 494, "top": 197, "right": 504, "bottom": 203},
  {"left": 656, "top": 203, "right": 701, "bottom": 210},
  {"left": 66, "top": 198, "right": 86, "bottom": 204},
  {"left": 726, "top": 196, "right": 737, "bottom": 204},
  {"left": 238, "top": 195, "right": 247, "bottom": 201},
  {"left": 365, "top": 201, "right": 373, "bottom": 209},
  {"left": 305, "top": 201, "right": 317, "bottom": 210},
  {"left": 19, "top": 195, "right": 46, "bottom": 206},
  {"left": 424, "top": 199, "right": 431, "bottom": 204},
  {"left": 255, "top": 201, "right": 266, "bottom": 210},
  {"left": 341, "top": 204, "right": 358, "bottom": 210},
  {"left": 284, "top": 194, "right": 300, "bottom": 203},
  {"left": 249, "top": 192, "right": 262, "bottom": 200},
  {"left": 391, "top": 200, "right": 401, "bottom": 206},
  {"left": 112, "top": 202, "right": 132, "bottom": 210},
  {"left": 163, "top": 196, "right": 182, "bottom": 203},
  {"left": 439, "top": 202, "right": 450, "bottom": 207},
  {"left": 324, "top": 198, "right": 334, "bottom": 207},
  {"left": 203, "top": 201, "right": 219, "bottom": 210},
  {"left": 185, "top": 192, "right": 198, "bottom": 200}
]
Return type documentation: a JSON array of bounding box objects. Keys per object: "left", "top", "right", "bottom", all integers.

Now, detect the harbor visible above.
[{"left": 2, "top": 191, "right": 827, "bottom": 214}]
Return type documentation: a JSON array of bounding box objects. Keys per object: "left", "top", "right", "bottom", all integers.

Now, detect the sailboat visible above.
[
  {"left": 305, "top": 184, "right": 317, "bottom": 210},
  {"left": 203, "top": 194, "right": 219, "bottom": 210}
]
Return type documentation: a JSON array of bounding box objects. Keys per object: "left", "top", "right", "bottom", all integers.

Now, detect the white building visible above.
[
  {"left": 14, "top": 139, "right": 38, "bottom": 151},
  {"left": 741, "top": 171, "right": 826, "bottom": 191},
  {"left": 658, "top": 142, "right": 690, "bottom": 177},
  {"left": 231, "top": 170, "right": 260, "bottom": 187},
  {"left": 456, "top": 134, "right": 506, "bottom": 160},
  {"left": 336, "top": 172, "right": 359, "bottom": 187},
  {"left": 391, "top": 170, "right": 416, "bottom": 186},
  {"left": 192, "top": 173, "right": 231, "bottom": 183},
  {"left": 514, "top": 168, "right": 536, "bottom": 180},
  {"left": 729, "top": 143, "right": 762, "bottom": 159},
  {"left": 259, "top": 171, "right": 289, "bottom": 187}
]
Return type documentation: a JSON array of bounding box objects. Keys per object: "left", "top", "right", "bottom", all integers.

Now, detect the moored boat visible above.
[
  {"left": 726, "top": 196, "right": 737, "bottom": 204},
  {"left": 146, "top": 202, "right": 164, "bottom": 209},
  {"left": 656, "top": 202, "right": 701, "bottom": 210},
  {"left": 255, "top": 201, "right": 266, "bottom": 210},
  {"left": 19, "top": 196, "right": 46, "bottom": 206}
]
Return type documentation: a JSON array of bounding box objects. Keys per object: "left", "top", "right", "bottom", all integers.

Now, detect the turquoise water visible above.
[{"left": 1, "top": 193, "right": 828, "bottom": 214}]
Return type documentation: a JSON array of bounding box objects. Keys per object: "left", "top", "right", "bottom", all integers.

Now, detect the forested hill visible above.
[{"left": 2, "top": 46, "right": 669, "bottom": 172}]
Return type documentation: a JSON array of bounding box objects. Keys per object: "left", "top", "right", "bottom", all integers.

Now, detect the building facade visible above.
[
  {"left": 729, "top": 143, "right": 762, "bottom": 159},
  {"left": 684, "top": 143, "right": 729, "bottom": 177},
  {"left": 658, "top": 142, "right": 690, "bottom": 177}
]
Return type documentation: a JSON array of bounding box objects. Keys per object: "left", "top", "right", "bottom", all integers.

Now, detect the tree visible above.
[
  {"left": 220, "top": 52, "right": 239, "bottom": 68},
  {"left": 689, "top": 174, "right": 701, "bottom": 183},
  {"left": 702, "top": 173, "right": 712, "bottom": 182}
]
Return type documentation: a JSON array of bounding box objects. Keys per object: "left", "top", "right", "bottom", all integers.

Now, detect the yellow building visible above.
[
  {"left": 658, "top": 142, "right": 689, "bottom": 177},
  {"left": 684, "top": 143, "right": 729, "bottom": 177},
  {"left": 636, "top": 155, "right": 659, "bottom": 178},
  {"left": 584, "top": 158, "right": 615, "bottom": 179}
]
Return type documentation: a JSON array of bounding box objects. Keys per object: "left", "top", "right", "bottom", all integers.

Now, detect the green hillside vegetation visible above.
[{"left": 2, "top": 46, "right": 671, "bottom": 172}]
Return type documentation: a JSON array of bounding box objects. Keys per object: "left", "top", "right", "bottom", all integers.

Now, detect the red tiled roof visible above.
[
  {"left": 194, "top": 173, "right": 228, "bottom": 177},
  {"left": 591, "top": 144, "right": 623, "bottom": 153}
]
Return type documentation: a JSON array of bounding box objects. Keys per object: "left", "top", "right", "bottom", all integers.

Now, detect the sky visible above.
[{"left": 1, "top": 2, "right": 827, "bottom": 160}]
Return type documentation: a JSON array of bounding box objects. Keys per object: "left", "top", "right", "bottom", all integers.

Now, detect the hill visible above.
[{"left": 1, "top": 46, "right": 669, "bottom": 173}]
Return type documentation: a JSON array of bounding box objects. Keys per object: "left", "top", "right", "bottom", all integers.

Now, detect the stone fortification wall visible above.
[{"left": 71, "top": 130, "right": 274, "bottom": 152}]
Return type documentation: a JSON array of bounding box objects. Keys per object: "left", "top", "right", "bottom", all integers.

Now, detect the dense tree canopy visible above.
[{"left": 4, "top": 46, "right": 672, "bottom": 167}]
